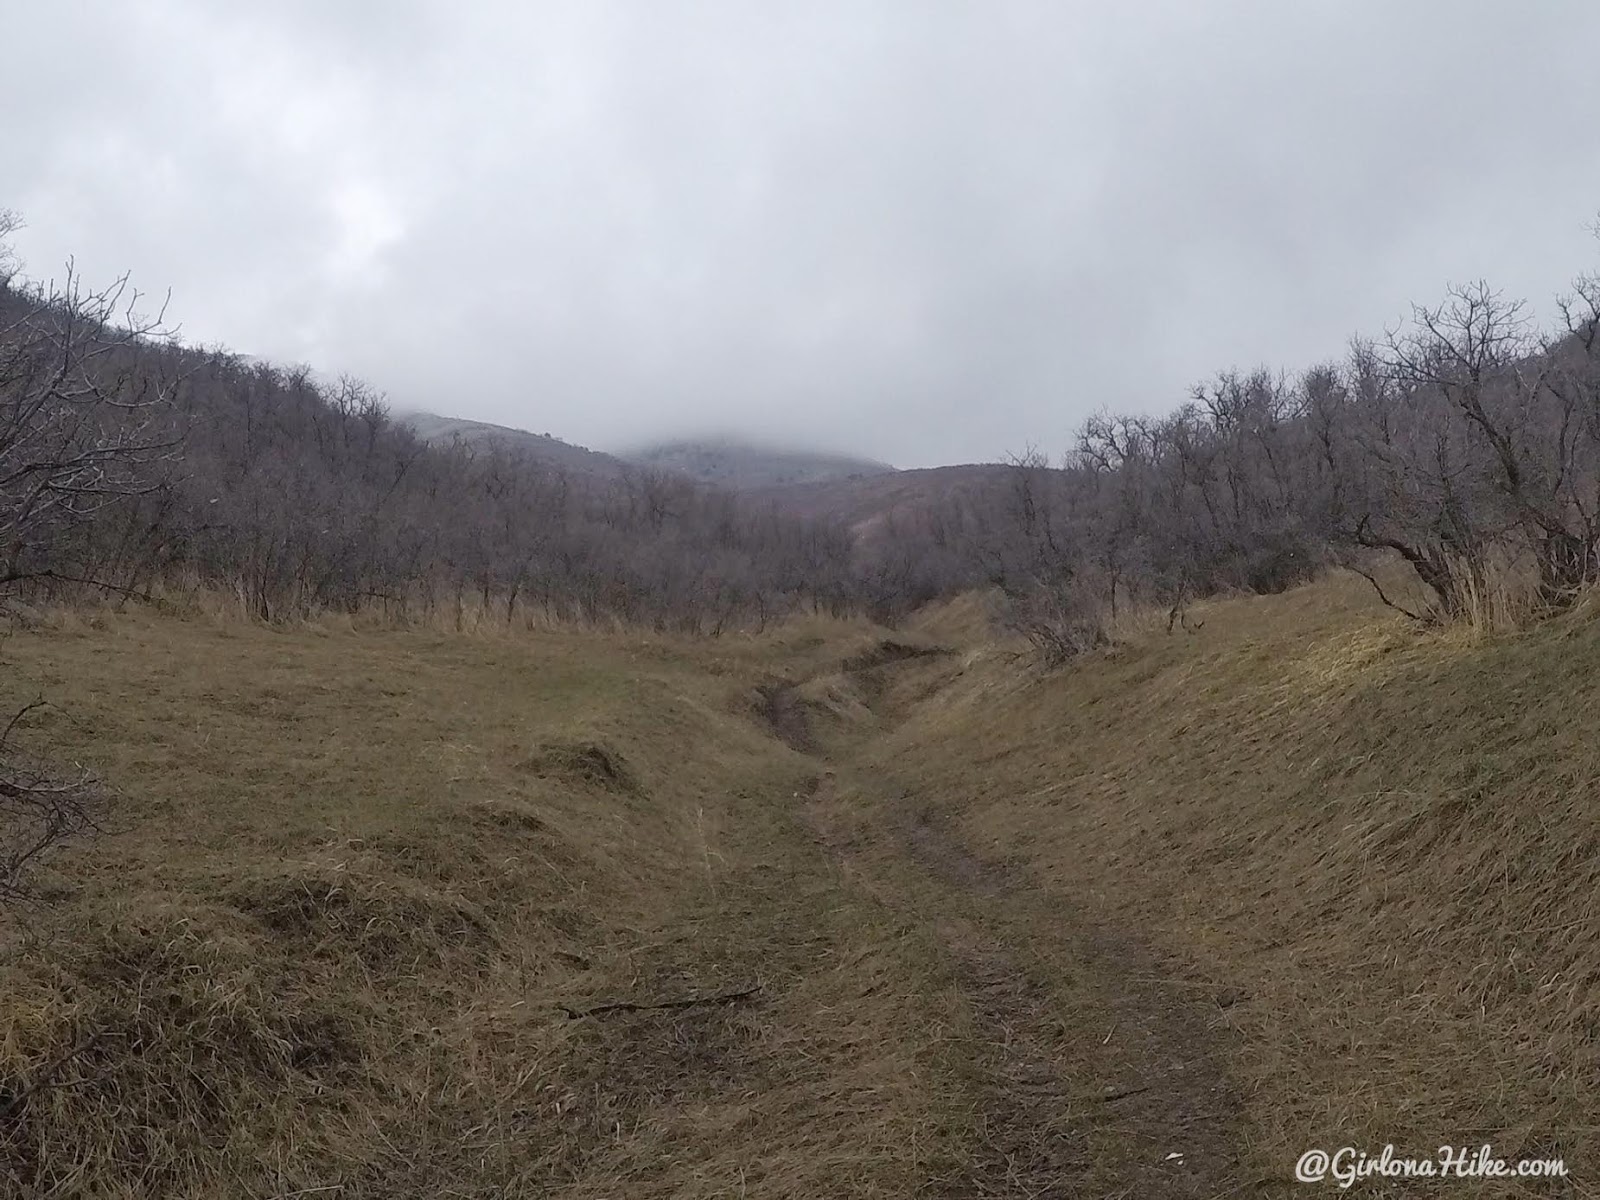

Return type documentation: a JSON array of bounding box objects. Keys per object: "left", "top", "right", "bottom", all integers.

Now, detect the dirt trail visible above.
[
  {"left": 906, "top": 809, "right": 1250, "bottom": 1197},
  {"left": 779, "top": 665, "right": 1257, "bottom": 1198}
]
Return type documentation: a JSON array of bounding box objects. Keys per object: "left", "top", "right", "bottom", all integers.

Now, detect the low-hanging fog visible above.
[{"left": 6, "top": 1, "right": 1600, "bottom": 466}]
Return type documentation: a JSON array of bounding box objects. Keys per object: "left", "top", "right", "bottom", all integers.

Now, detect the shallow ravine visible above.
[{"left": 776, "top": 654, "right": 1263, "bottom": 1198}]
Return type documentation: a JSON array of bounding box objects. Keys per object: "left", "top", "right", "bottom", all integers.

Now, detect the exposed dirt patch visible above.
[
  {"left": 841, "top": 639, "right": 953, "bottom": 673},
  {"left": 806, "top": 782, "right": 1228, "bottom": 1195},
  {"left": 1065, "top": 928, "right": 1249, "bottom": 1197},
  {"left": 754, "top": 681, "right": 817, "bottom": 753},
  {"left": 930, "top": 917, "right": 1093, "bottom": 1197},
  {"left": 905, "top": 808, "right": 1008, "bottom": 897},
  {"left": 906, "top": 816, "right": 1250, "bottom": 1198}
]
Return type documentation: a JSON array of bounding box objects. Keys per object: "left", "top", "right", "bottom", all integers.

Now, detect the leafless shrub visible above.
[
  {"left": 894, "top": 220, "right": 1600, "bottom": 647},
  {"left": 1002, "top": 576, "right": 1111, "bottom": 666},
  {"left": 0, "top": 227, "right": 163, "bottom": 906},
  {"left": 0, "top": 702, "right": 100, "bottom": 905}
]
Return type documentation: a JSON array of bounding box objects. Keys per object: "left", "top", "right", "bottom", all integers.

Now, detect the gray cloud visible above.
[{"left": 6, "top": 1, "right": 1600, "bottom": 466}]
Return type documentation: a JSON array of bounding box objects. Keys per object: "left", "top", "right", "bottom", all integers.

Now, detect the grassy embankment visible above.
[{"left": 858, "top": 574, "right": 1600, "bottom": 1192}]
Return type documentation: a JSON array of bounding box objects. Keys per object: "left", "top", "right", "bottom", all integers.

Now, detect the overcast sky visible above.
[{"left": 6, "top": 2, "right": 1600, "bottom": 467}]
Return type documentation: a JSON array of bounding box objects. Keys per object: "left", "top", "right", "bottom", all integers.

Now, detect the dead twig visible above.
[
  {"left": 558, "top": 983, "right": 761, "bottom": 1020},
  {"left": 0, "top": 1031, "right": 101, "bottom": 1122},
  {"left": 1014, "top": 1080, "right": 1153, "bottom": 1103},
  {"left": 1098, "top": 1083, "right": 1152, "bottom": 1103},
  {"left": 1345, "top": 560, "right": 1428, "bottom": 623}
]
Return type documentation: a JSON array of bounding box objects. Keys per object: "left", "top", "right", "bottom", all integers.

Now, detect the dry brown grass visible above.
[
  {"left": 854, "top": 569, "right": 1600, "bottom": 1193},
  {"left": 0, "top": 611, "right": 969, "bottom": 1197},
  {"left": 8, "top": 570, "right": 1600, "bottom": 1194},
  {"left": 1428, "top": 550, "right": 1547, "bottom": 638}
]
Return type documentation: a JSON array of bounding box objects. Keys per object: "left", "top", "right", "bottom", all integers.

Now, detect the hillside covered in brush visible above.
[
  {"left": 5, "top": 209, "right": 1600, "bottom": 651},
  {"left": 0, "top": 266, "right": 866, "bottom": 632},
  {"left": 394, "top": 411, "right": 631, "bottom": 479}
]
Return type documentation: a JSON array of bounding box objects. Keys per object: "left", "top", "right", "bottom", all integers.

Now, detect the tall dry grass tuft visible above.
[
  {"left": 1347, "top": 547, "right": 1555, "bottom": 640},
  {"left": 1431, "top": 549, "right": 1544, "bottom": 639}
]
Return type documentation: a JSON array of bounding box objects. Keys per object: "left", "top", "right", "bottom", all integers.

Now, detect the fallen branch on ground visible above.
[
  {"left": 558, "top": 983, "right": 762, "bottom": 1020},
  {"left": 0, "top": 1032, "right": 101, "bottom": 1122},
  {"left": 1014, "top": 1080, "right": 1153, "bottom": 1103}
]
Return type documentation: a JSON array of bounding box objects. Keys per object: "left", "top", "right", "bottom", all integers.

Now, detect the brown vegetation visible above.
[
  {"left": 0, "top": 611, "right": 963, "bottom": 1196},
  {"left": 5, "top": 566, "right": 1600, "bottom": 1193}
]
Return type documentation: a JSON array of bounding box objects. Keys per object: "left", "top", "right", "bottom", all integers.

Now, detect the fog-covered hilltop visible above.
[{"left": 624, "top": 437, "right": 896, "bottom": 490}]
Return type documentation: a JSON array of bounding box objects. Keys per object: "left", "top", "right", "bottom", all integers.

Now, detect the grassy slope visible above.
[
  {"left": 869, "top": 573, "right": 1600, "bottom": 1185},
  {"left": 0, "top": 613, "right": 974, "bottom": 1197}
]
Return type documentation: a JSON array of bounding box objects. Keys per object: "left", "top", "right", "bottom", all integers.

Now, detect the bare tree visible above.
[
  {"left": 0, "top": 210, "right": 21, "bottom": 286},
  {"left": 0, "top": 262, "right": 180, "bottom": 599}
]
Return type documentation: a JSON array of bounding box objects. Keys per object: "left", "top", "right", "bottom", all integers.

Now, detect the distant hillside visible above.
[
  {"left": 398, "top": 411, "right": 1012, "bottom": 545},
  {"left": 395, "top": 411, "right": 1021, "bottom": 553},
  {"left": 625, "top": 438, "right": 896, "bottom": 490},
  {"left": 395, "top": 411, "right": 628, "bottom": 477},
  {"left": 752, "top": 464, "right": 1020, "bottom": 542}
]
